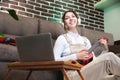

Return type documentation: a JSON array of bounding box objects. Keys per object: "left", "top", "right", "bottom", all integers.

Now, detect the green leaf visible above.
[
  {"left": 0, "top": 32, "right": 4, "bottom": 37},
  {"left": 7, "top": 9, "right": 19, "bottom": 21}
]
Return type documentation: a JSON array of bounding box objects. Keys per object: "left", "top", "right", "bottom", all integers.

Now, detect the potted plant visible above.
[
  {"left": 0, "top": 8, "right": 19, "bottom": 20},
  {"left": 0, "top": 8, "right": 19, "bottom": 45}
]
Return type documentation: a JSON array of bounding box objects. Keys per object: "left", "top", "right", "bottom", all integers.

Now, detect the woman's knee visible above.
[
  {"left": 107, "top": 52, "right": 115, "bottom": 56},
  {"left": 98, "top": 52, "right": 115, "bottom": 61},
  {"left": 104, "top": 52, "right": 118, "bottom": 60}
]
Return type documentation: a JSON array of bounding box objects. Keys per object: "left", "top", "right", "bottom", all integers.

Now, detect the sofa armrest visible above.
[
  {"left": 114, "top": 40, "right": 120, "bottom": 45},
  {"left": 108, "top": 45, "right": 120, "bottom": 54}
]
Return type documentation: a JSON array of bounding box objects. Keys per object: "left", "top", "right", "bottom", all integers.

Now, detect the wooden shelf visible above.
[{"left": 94, "top": 0, "right": 120, "bottom": 10}]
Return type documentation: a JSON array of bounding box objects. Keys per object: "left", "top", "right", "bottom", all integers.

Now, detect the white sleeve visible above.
[
  {"left": 83, "top": 37, "right": 92, "bottom": 50},
  {"left": 53, "top": 35, "right": 77, "bottom": 61}
]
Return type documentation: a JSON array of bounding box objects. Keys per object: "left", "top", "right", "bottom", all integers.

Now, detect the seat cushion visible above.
[
  {"left": 0, "top": 44, "right": 19, "bottom": 61},
  {"left": 0, "top": 34, "right": 20, "bottom": 61}
]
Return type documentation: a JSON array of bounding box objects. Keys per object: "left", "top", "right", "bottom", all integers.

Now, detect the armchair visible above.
[
  {"left": 114, "top": 40, "right": 120, "bottom": 45},
  {"left": 109, "top": 40, "right": 120, "bottom": 57}
]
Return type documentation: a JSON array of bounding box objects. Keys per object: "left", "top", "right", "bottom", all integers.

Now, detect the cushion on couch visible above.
[
  {"left": 81, "top": 28, "right": 114, "bottom": 45},
  {"left": 39, "top": 19, "right": 65, "bottom": 40},
  {"left": 0, "top": 12, "right": 39, "bottom": 36},
  {"left": 0, "top": 34, "right": 20, "bottom": 61},
  {"left": 0, "top": 44, "right": 19, "bottom": 61}
]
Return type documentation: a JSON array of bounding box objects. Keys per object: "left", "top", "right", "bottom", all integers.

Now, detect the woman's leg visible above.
[
  {"left": 80, "top": 52, "right": 120, "bottom": 80},
  {"left": 65, "top": 70, "right": 81, "bottom": 80}
]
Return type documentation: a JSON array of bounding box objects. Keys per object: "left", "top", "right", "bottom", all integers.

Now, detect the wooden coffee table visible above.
[{"left": 4, "top": 60, "right": 85, "bottom": 80}]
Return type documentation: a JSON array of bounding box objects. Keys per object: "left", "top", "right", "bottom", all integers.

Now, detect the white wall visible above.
[{"left": 104, "top": 2, "right": 120, "bottom": 41}]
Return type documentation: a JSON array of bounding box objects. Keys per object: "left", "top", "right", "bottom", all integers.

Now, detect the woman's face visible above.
[{"left": 64, "top": 12, "right": 78, "bottom": 30}]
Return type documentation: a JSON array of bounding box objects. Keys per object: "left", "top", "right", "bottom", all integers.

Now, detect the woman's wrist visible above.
[{"left": 104, "top": 44, "right": 109, "bottom": 52}]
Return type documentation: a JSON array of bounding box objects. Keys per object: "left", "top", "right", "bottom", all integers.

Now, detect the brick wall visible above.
[{"left": 0, "top": 0, "right": 104, "bottom": 31}]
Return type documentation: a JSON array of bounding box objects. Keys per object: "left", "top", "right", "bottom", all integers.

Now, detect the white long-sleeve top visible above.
[{"left": 53, "top": 31, "right": 96, "bottom": 61}]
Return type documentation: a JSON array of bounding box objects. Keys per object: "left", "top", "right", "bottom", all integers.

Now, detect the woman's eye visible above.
[
  {"left": 72, "top": 15, "right": 76, "bottom": 18},
  {"left": 65, "top": 15, "right": 76, "bottom": 20},
  {"left": 65, "top": 17, "right": 69, "bottom": 20}
]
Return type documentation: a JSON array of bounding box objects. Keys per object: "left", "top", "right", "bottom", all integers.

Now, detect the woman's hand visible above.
[
  {"left": 76, "top": 50, "right": 89, "bottom": 60},
  {"left": 99, "top": 38, "right": 109, "bottom": 51}
]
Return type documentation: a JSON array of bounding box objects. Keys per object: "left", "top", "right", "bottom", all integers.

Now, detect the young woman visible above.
[{"left": 53, "top": 10, "right": 120, "bottom": 80}]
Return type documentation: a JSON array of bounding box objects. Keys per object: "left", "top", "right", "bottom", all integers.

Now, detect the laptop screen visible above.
[{"left": 15, "top": 33, "right": 55, "bottom": 62}]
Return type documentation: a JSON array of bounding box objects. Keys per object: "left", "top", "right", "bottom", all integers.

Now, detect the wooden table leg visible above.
[
  {"left": 4, "top": 69, "right": 11, "bottom": 80},
  {"left": 26, "top": 70, "right": 32, "bottom": 80},
  {"left": 61, "top": 69, "right": 71, "bottom": 80},
  {"left": 77, "top": 70, "right": 85, "bottom": 80}
]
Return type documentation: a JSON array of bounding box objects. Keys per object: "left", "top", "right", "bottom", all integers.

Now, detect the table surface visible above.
[{"left": 7, "top": 60, "right": 83, "bottom": 70}]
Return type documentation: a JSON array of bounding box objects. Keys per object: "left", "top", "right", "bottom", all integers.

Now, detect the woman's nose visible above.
[{"left": 69, "top": 17, "right": 74, "bottom": 21}]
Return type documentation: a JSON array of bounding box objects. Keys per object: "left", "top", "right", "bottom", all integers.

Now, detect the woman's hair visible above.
[{"left": 62, "top": 10, "right": 79, "bottom": 31}]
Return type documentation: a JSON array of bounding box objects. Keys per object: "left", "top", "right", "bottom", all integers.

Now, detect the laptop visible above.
[{"left": 15, "top": 33, "right": 55, "bottom": 62}]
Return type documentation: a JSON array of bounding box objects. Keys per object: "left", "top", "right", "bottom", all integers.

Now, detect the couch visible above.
[
  {"left": 0, "top": 12, "right": 120, "bottom": 80},
  {"left": 0, "top": 12, "right": 64, "bottom": 80}
]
